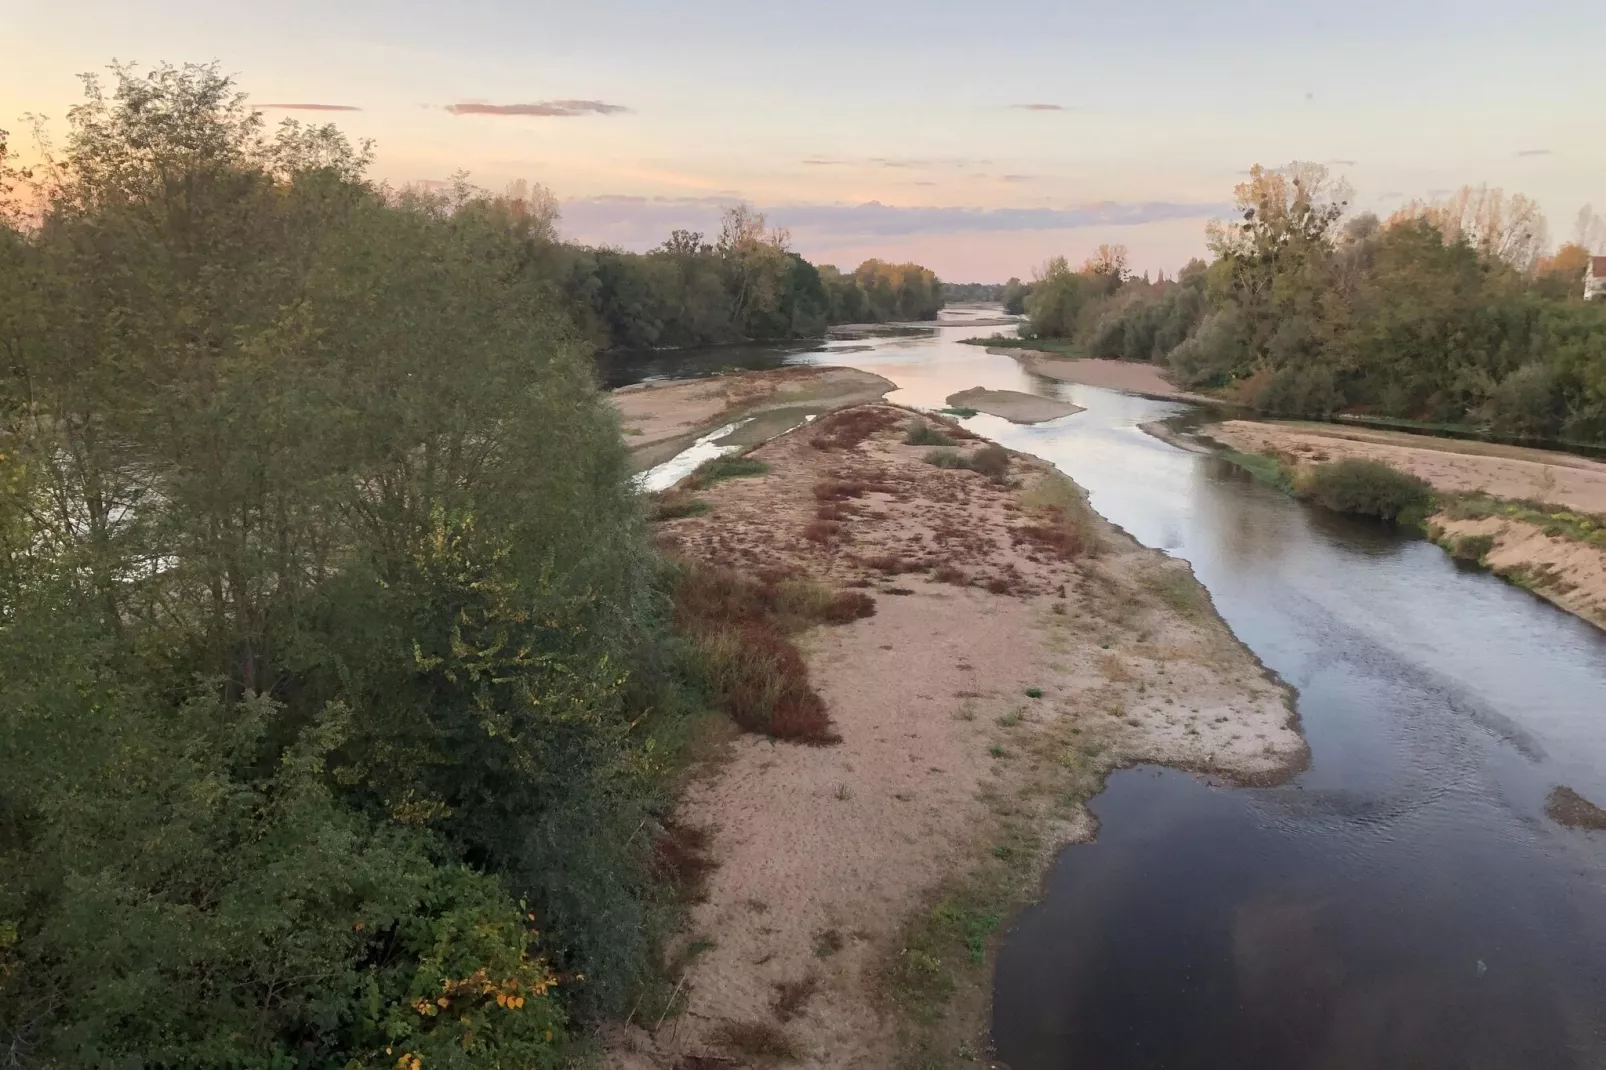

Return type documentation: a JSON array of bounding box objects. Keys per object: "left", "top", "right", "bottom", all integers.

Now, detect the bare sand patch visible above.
[
  {"left": 1206, "top": 420, "right": 1606, "bottom": 515},
  {"left": 946, "top": 387, "right": 1083, "bottom": 424},
  {"left": 611, "top": 365, "right": 895, "bottom": 471},
  {"left": 610, "top": 403, "right": 1306, "bottom": 1068},
  {"left": 1430, "top": 514, "right": 1606, "bottom": 628},
  {"left": 1005, "top": 353, "right": 1209, "bottom": 401}
]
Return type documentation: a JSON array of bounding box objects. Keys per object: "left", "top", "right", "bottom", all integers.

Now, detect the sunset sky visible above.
[{"left": 3, "top": 0, "right": 1599, "bottom": 280}]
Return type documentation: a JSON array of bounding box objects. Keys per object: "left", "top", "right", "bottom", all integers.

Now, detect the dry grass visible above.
[
  {"left": 672, "top": 563, "right": 876, "bottom": 744},
  {"left": 654, "top": 821, "right": 718, "bottom": 902},
  {"left": 770, "top": 974, "right": 821, "bottom": 1023},
  {"left": 651, "top": 490, "right": 712, "bottom": 522},
  {"left": 802, "top": 519, "right": 841, "bottom": 544},
  {"left": 1015, "top": 473, "right": 1101, "bottom": 560},
  {"left": 711, "top": 1020, "right": 800, "bottom": 1061},
  {"left": 810, "top": 406, "right": 903, "bottom": 451}
]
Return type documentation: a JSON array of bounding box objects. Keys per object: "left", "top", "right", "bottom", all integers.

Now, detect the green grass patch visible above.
[
  {"left": 648, "top": 491, "right": 711, "bottom": 522},
  {"left": 1023, "top": 687, "right": 1043, "bottom": 699},
  {"left": 684, "top": 454, "right": 771, "bottom": 489},
  {"left": 1219, "top": 448, "right": 1295, "bottom": 491},
  {"left": 937, "top": 406, "right": 978, "bottom": 418},
  {"left": 1439, "top": 495, "right": 1606, "bottom": 549}
]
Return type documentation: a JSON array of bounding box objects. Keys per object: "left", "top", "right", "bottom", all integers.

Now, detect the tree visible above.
[
  {"left": 1083, "top": 243, "right": 1129, "bottom": 280},
  {"left": 1388, "top": 185, "right": 1549, "bottom": 271},
  {"left": 1575, "top": 205, "right": 1606, "bottom": 255}
]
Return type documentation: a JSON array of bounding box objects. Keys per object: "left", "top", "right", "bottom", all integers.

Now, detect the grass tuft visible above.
[
  {"left": 650, "top": 490, "right": 711, "bottom": 521},
  {"left": 685, "top": 454, "right": 771, "bottom": 490},
  {"left": 903, "top": 420, "right": 954, "bottom": 446}
]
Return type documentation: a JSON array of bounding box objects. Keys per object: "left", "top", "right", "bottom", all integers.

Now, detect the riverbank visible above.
[
  {"left": 1202, "top": 420, "right": 1606, "bottom": 629},
  {"left": 996, "top": 351, "right": 1220, "bottom": 404},
  {"left": 608, "top": 402, "right": 1306, "bottom": 1069},
  {"left": 611, "top": 365, "right": 895, "bottom": 471}
]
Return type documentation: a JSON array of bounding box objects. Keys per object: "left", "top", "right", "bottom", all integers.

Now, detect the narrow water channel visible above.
[{"left": 617, "top": 310, "right": 1606, "bottom": 1068}]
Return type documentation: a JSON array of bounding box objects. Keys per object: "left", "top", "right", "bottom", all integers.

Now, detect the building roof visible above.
[{"left": 1593, "top": 256, "right": 1606, "bottom": 276}]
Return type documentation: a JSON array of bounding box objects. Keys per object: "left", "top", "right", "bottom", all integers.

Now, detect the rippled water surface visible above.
[{"left": 627, "top": 310, "right": 1606, "bottom": 1068}]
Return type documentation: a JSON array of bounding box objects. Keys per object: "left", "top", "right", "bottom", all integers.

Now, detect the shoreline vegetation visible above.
[
  {"left": 1199, "top": 422, "right": 1606, "bottom": 629},
  {"left": 608, "top": 399, "right": 1306, "bottom": 1068}
]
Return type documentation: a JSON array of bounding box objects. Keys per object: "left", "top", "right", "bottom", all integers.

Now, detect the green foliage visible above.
[
  {"left": 1440, "top": 495, "right": 1606, "bottom": 548},
  {"left": 0, "top": 61, "right": 692, "bottom": 1063},
  {"left": 684, "top": 455, "right": 771, "bottom": 488},
  {"left": 903, "top": 420, "right": 955, "bottom": 446},
  {"left": 923, "top": 448, "right": 969, "bottom": 469},
  {"left": 1448, "top": 533, "right": 1496, "bottom": 562},
  {"left": 1296, "top": 459, "right": 1435, "bottom": 524},
  {"left": 1219, "top": 449, "right": 1295, "bottom": 491}
]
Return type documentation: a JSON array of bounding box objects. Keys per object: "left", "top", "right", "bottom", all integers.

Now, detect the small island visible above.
[{"left": 946, "top": 386, "right": 1084, "bottom": 425}]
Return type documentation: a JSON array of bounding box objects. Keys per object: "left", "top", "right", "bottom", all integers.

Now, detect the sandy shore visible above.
[
  {"left": 946, "top": 387, "right": 1083, "bottom": 424},
  {"left": 1206, "top": 420, "right": 1606, "bottom": 514},
  {"left": 609, "top": 403, "right": 1306, "bottom": 1068},
  {"left": 1205, "top": 420, "right": 1606, "bottom": 630},
  {"left": 1003, "top": 352, "right": 1215, "bottom": 402},
  {"left": 611, "top": 366, "right": 895, "bottom": 471}
]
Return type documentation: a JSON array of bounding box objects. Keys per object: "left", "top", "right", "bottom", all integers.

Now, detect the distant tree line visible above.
[
  {"left": 1021, "top": 165, "right": 1606, "bottom": 442},
  {"left": 529, "top": 207, "right": 945, "bottom": 352}
]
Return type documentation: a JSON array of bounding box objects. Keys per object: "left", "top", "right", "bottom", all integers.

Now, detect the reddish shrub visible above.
[
  {"left": 816, "top": 502, "right": 847, "bottom": 521},
  {"left": 810, "top": 406, "right": 903, "bottom": 451},
  {"left": 802, "top": 520, "right": 841, "bottom": 543},
  {"left": 933, "top": 564, "right": 969, "bottom": 586},
  {"left": 820, "top": 591, "right": 876, "bottom": 623},
  {"left": 984, "top": 576, "right": 1015, "bottom": 595},
  {"left": 653, "top": 821, "right": 716, "bottom": 901}
]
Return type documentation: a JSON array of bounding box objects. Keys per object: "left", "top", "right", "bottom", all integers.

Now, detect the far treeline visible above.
[
  {"left": 535, "top": 201, "right": 944, "bottom": 350},
  {"left": 1010, "top": 165, "right": 1606, "bottom": 443},
  {"left": 0, "top": 62, "right": 897, "bottom": 1068}
]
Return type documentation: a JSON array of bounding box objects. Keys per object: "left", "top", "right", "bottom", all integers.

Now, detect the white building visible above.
[{"left": 1587, "top": 257, "right": 1606, "bottom": 301}]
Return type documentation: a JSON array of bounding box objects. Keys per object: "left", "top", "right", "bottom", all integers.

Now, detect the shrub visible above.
[
  {"left": 685, "top": 455, "right": 770, "bottom": 489},
  {"left": 1297, "top": 458, "right": 1435, "bottom": 524},
  {"left": 650, "top": 491, "right": 711, "bottom": 521},
  {"left": 969, "top": 445, "right": 1011, "bottom": 481},
  {"left": 904, "top": 419, "right": 954, "bottom": 446},
  {"left": 1450, "top": 533, "right": 1495, "bottom": 562},
  {"left": 924, "top": 448, "right": 968, "bottom": 469},
  {"left": 810, "top": 406, "right": 902, "bottom": 450}
]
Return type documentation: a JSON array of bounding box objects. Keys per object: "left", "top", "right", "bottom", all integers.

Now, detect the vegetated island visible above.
[
  {"left": 611, "top": 365, "right": 896, "bottom": 471},
  {"left": 1202, "top": 421, "right": 1606, "bottom": 629},
  {"left": 607, "top": 400, "right": 1307, "bottom": 1069},
  {"left": 945, "top": 386, "right": 1083, "bottom": 424}
]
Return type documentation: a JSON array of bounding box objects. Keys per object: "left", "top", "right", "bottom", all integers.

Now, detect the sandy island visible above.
[
  {"left": 611, "top": 365, "right": 895, "bottom": 471},
  {"left": 1204, "top": 420, "right": 1606, "bottom": 629},
  {"left": 946, "top": 387, "right": 1083, "bottom": 425},
  {"left": 998, "top": 352, "right": 1217, "bottom": 403},
  {"left": 609, "top": 401, "right": 1307, "bottom": 1069}
]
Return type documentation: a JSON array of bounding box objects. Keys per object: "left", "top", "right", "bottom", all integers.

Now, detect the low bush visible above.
[
  {"left": 650, "top": 491, "right": 711, "bottom": 521},
  {"left": 1296, "top": 458, "right": 1435, "bottom": 524},
  {"left": 810, "top": 407, "right": 903, "bottom": 450},
  {"left": 1015, "top": 474, "right": 1101, "bottom": 559},
  {"left": 669, "top": 564, "right": 874, "bottom": 743},
  {"left": 922, "top": 445, "right": 1011, "bottom": 482},
  {"left": 1449, "top": 533, "right": 1495, "bottom": 562},
  {"left": 969, "top": 445, "right": 1011, "bottom": 481},
  {"left": 904, "top": 419, "right": 954, "bottom": 446},
  {"left": 685, "top": 454, "right": 770, "bottom": 489}
]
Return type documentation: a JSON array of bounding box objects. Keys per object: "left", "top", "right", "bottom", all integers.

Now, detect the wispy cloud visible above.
[
  {"left": 558, "top": 195, "right": 1228, "bottom": 247},
  {"left": 1011, "top": 103, "right": 1067, "bottom": 111},
  {"left": 1515, "top": 148, "right": 1551, "bottom": 157},
  {"left": 257, "top": 102, "right": 361, "bottom": 111},
  {"left": 1000, "top": 174, "right": 1033, "bottom": 183},
  {"left": 1326, "top": 159, "right": 1358, "bottom": 166},
  {"left": 802, "top": 155, "right": 990, "bottom": 170},
  {"left": 445, "top": 100, "right": 630, "bottom": 117}
]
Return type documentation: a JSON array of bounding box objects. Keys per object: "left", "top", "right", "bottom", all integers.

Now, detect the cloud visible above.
[
  {"left": 557, "top": 195, "right": 1229, "bottom": 248},
  {"left": 445, "top": 100, "right": 630, "bottom": 117},
  {"left": 257, "top": 102, "right": 361, "bottom": 111},
  {"left": 802, "top": 155, "right": 990, "bottom": 170},
  {"left": 1326, "top": 159, "right": 1358, "bottom": 166},
  {"left": 1011, "top": 103, "right": 1067, "bottom": 111},
  {"left": 1000, "top": 174, "right": 1033, "bottom": 183},
  {"left": 1515, "top": 148, "right": 1551, "bottom": 157}
]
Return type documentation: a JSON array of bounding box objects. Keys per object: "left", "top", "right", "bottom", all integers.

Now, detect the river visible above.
[{"left": 616, "top": 308, "right": 1606, "bottom": 1068}]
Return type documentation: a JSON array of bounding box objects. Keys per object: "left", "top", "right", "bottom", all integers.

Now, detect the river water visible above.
[{"left": 620, "top": 309, "right": 1606, "bottom": 1068}]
